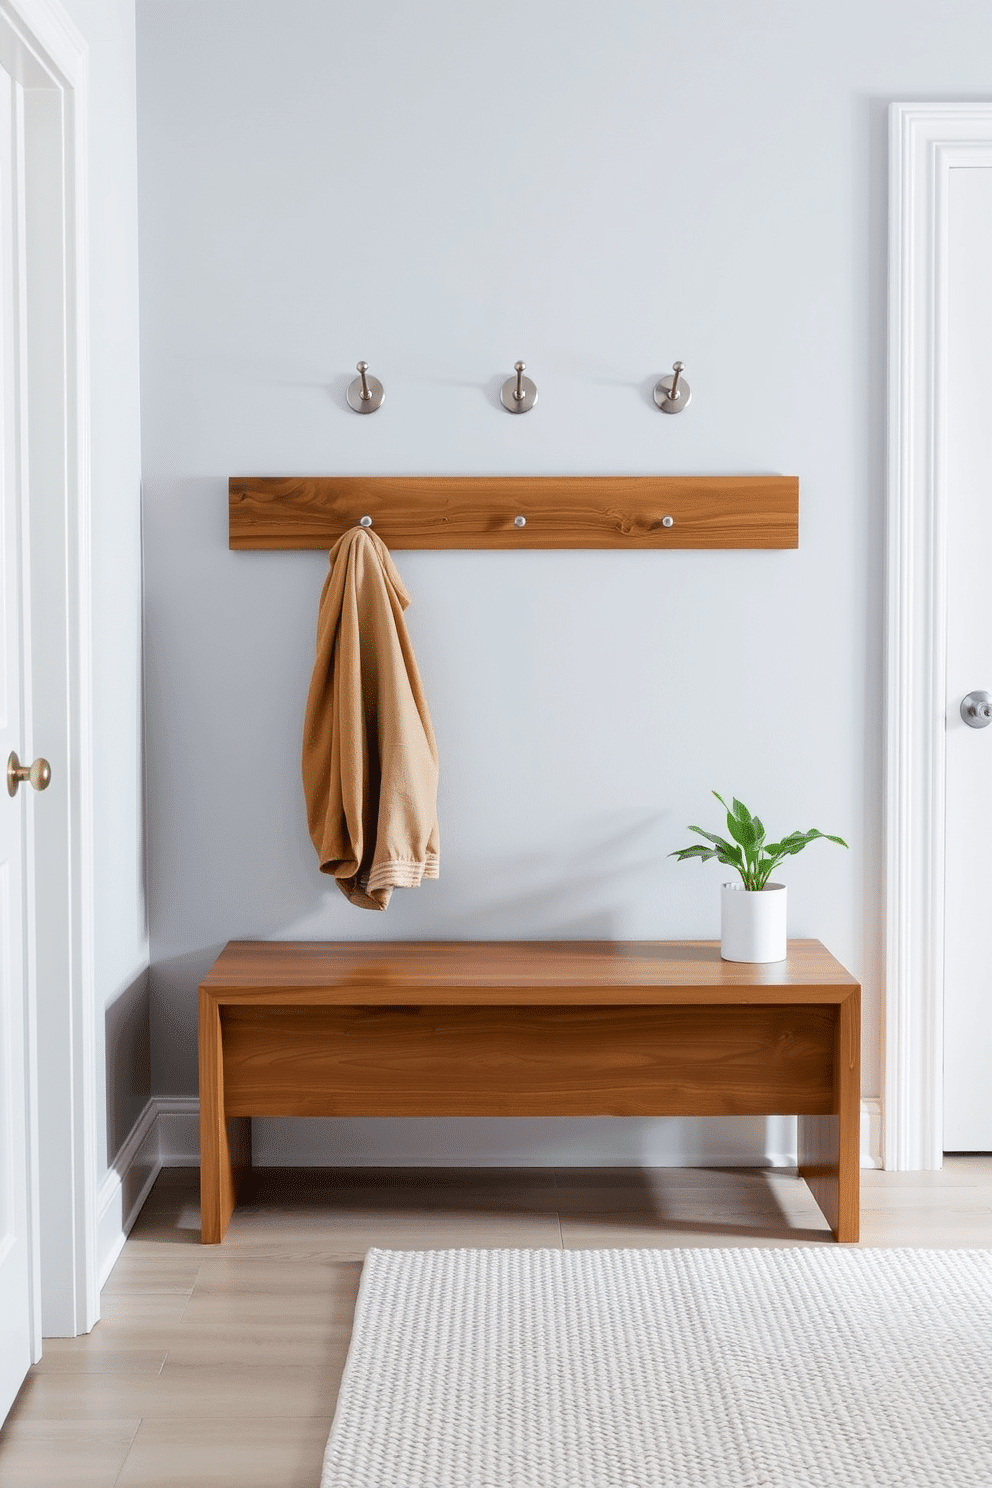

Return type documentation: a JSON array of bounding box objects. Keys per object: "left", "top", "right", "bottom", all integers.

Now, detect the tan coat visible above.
[{"left": 301, "top": 527, "right": 439, "bottom": 910}]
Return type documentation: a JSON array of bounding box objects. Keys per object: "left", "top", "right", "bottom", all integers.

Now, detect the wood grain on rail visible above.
[
  {"left": 220, "top": 1003, "right": 836, "bottom": 1119},
  {"left": 228, "top": 475, "right": 799, "bottom": 550},
  {"left": 201, "top": 939, "right": 856, "bottom": 1003}
]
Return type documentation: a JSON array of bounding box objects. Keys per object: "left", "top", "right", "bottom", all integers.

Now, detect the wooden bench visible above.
[{"left": 198, "top": 939, "right": 860, "bottom": 1243}]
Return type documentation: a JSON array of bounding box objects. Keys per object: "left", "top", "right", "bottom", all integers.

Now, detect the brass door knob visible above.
[{"left": 7, "top": 751, "right": 52, "bottom": 797}]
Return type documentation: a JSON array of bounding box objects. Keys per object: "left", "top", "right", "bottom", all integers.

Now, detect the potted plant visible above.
[{"left": 671, "top": 792, "right": 848, "bottom": 962}]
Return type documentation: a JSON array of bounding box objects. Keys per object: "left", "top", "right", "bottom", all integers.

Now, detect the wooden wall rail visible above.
[{"left": 228, "top": 475, "right": 799, "bottom": 550}]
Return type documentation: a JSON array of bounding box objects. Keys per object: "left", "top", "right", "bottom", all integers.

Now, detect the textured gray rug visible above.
[{"left": 321, "top": 1247, "right": 992, "bottom": 1487}]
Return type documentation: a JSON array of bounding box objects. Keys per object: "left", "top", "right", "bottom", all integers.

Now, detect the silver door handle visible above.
[{"left": 960, "top": 692, "right": 992, "bottom": 728}]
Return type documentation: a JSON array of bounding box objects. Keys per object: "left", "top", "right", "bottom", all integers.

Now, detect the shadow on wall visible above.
[
  {"left": 105, "top": 968, "right": 151, "bottom": 1162},
  {"left": 275, "top": 808, "right": 676, "bottom": 943},
  {"left": 147, "top": 808, "right": 800, "bottom": 1169},
  {"left": 147, "top": 810, "right": 672, "bottom": 1096},
  {"left": 419, "top": 810, "right": 669, "bottom": 940}
]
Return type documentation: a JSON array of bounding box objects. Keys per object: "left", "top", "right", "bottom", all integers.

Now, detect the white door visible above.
[
  {"left": 944, "top": 165, "right": 992, "bottom": 1152},
  {"left": 0, "top": 58, "right": 34, "bottom": 1419}
]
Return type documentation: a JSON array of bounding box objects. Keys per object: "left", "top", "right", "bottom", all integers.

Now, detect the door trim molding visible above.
[
  {"left": 0, "top": 0, "right": 96, "bottom": 1334},
  {"left": 886, "top": 104, "right": 992, "bottom": 1169}
]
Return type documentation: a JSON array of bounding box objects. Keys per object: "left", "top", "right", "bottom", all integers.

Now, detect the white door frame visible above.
[
  {"left": 0, "top": 0, "right": 96, "bottom": 1336},
  {"left": 885, "top": 103, "right": 992, "bottom": 1170}
]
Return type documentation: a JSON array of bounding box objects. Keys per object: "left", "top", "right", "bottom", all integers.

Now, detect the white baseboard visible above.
[
  {"left": 250, "top": 1105, "right": 886, "bottom": 1169},
  {"left": 96, "top": 1096, "right": 199, "bottom": 1286},
  {"left": 156, "top": 1097, "right": 200, "bottom": 1166},
  {"left": 96, "top": 1099, "right": 162, "bottom": 1288},
  {"left": 249, "top": 1115, "right": 807, "bottom": 1169},
  {"left": 861, "top": 1097, "right": 883, "bottom": 1169},
  {"left": 106, "top": 1099, "right": 886, "bottom": 1177},
  {"left": 97, "top": 1097, "right": 886, "bottom": 1282}
]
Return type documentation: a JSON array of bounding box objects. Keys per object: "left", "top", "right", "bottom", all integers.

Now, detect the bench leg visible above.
[
  {"left": 798, "top": 989, "right": 860, "bottom": 1242},
  {"left": 199, "top": 989, "right": 251, "bottom": 1243}
]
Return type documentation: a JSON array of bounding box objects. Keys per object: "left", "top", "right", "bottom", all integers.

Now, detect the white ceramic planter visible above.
[{"left": 720, "top": 882, "right": 787, "bottom": 963}]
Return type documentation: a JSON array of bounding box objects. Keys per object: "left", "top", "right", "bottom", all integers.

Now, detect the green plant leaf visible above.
[
  {"left": 671, "top": 832, "right": 745, "bottom": 870},
  {"left": 674, "top": 794, "right": 847, "bottom": 892},
  {"left": 720, "top": 796, "right": 767, "bottom": 865},
  {"left": 730, "top": 797, "right": 753, "bottom": 825},
  {"left": 768, "top": 828, "right": 849, "bottom": 859},
  {"left": 687, "top": 826, "right": 739, "bottom": 854},
  {"left": 798, "top": 828, "right": 848, "bottom": 849},
  {"left": 725, "top": 813, "right": 754, "bottom": 849},
  {"left": 670, "top": 845, "right": 747, "bottom": 872}
]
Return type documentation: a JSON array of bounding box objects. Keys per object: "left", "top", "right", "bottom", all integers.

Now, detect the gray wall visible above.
[{"left": 135, "top": 0, "right": 992, "bottom": 1164}]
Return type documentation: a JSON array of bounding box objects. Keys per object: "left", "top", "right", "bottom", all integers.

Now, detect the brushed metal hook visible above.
[
  {"left": 500, "top": 360, "right": 538, "bottom": 414},
  {"left": 359, "top": 515, "right": 373, "bottom": 528},
  {"left": 653, "top": 360, "right": 691, "bottom": 414},
  {"left": 347, "top": 360, "right": 385, "bottom": 414}
]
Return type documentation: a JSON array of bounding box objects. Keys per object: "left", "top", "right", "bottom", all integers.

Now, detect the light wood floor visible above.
[{"left": 2, "top": 1158, "right": 991, "bottom": 1486}]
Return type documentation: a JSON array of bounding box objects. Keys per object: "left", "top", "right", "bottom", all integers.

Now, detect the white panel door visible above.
[
  {"left": 944, "top": 165, "right": 992, "bottom": 1152},
  {"left": 0, "top": 58, "right": 32, "bottom": 1420}
]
